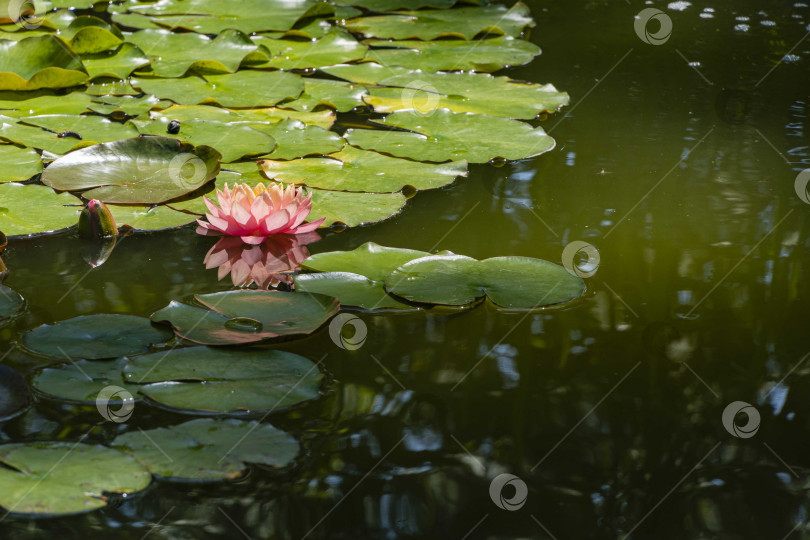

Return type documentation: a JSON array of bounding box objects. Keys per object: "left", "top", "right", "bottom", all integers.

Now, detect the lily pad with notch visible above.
[
  {"left": 295, "top": 271, "right": 415, "bottom": 310},
  {"left": 302, "top": 242, "right": 442, "bottom": 281},
  {"left": 0, "top": 144, "right": 42, "bottom": 182},
  {"left": 0, "top": 35, "right": 88, "bottom": 91},
  {"left": 0, "top": 182, "right": 80, "bottom": 237},
  {"left": 32, "top": 358, "right": 140, "bottom": 404}
]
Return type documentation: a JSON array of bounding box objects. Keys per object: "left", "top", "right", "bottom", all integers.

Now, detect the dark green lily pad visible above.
[
  {"left": 0, "top": 283, "right": 24, "bottom": 326},
  {"left": 126, "top": 28, "right": 269, "bottom": 77},
  {"left": 151, "top": 290, "right": 339, "bottom": 346},
  {"left": 260, "top": 145, "right": 465, "bottom": 192},
  {"left": 302, "top": 242, "right": 438, "bottom": 280},
  {"left": 0, "top": 183, "right": 80, "bottom": 237},
  {"left": 0, "top": 144, "right": 42, "bottom": 182},
  {"left": 82, "top": 42, "right": 151, "bottom": 80},
  {"left": 341, "top": 3, "right": 534, "bottom": 40},
  {"left": 0, "top": 442, "right": 151, "bottom": 516},
  {"left": 21, "top": 314, "right": 173, "bottom": 360},
  {"left": 385, "top": 255, "right": 585, "bottom": 309},
  {"left": 252, "top": 29, "right": 366, "bottom": 70},
  {"left": 0, "top": 35, "right": 88, "bottom": 90},
  {"left": 41, "top": 137, "right": 221, "bottom": 204},
  {"left": 281, "top": 78, "right": 367, "bottom": 113},
  {"left": 32, "top": 358, "right": 140, "bottom": 404},
  {"left": 21, "top": 114, "right": 139, "bottom": 144},
  {"left": 295, "top": 271, "right": 413, "bottom": 310},
  {"left": 123, "top": 346, "right": 324, "bottom": 414},
  {"left": 114, "top": 418, "right": 300, "bottom": 480},
  {"left": 0, "top": 365, "right": 30, "bottom": 422},
  {"left": 346, "top": 109, "right": 556, "bottom": 163},
  {"left": 107, "top": 204, "right": 198, "bottom": 231}
]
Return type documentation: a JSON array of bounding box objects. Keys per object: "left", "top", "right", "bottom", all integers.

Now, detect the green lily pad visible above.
[
  {"left": 87, "top": 94, "right": 168, "bottom": 117},
  {"left": 259, "top": 118, "right": 343, "bottom": 159},
  {"left": 113, "top": 418, "right": 300, "bottom": 480},
  {"left": 85, "top": 79, "right": 137, "bottom": 96},
  {"left": 0, "top": 90, "right": 91, "bottom": 117},
  {"left": 32, "top": 358, "right": 140, "bottom": 404},
  {"left": 51, "top": 0, "right": 100, "bottom": 8},
  {"left": 63, "top": 16, "right": 122, "bottom": 54},
  {"left": 295, "top": 272, "right": 413, "bottom": 310},
  {"left": 123, "top": 346, "right": 323, "bottom": 414},
  {"left": 0, "top": 442, "right": 151, "bottom": 516},
  {"left": 107, "top": 204, "right": 197, "bottom": 231},
  {"left": 127, "top": 29, "right": 269, "bottom": 77},
  {"left": 252, "top": 29, "right": 366, "bottom": 70},
  {"left": 309, "top": 189, "right": 407, "bottom": 227},
  {"left": 0, "top": 283, "right": 24, "bottom": 326},
  {"left": 21, "top": 114, "right": 139, "bottom": 144},
  {"left": 21, "top": 314, "right": 173, "bottom": 360},
  {"left": 341, "top": 3, "right": 534, "bottom": 40},
  {"left": 260, "top": 146, "right": 465, "bottom": 192},
  {"left": 302, "top": 242, "right": 437, "bottom": 280},
  {"left": 151, "top": 290, "right": 339, "bottom": 346},
  {"left": 82, "top": 42, "right": 150, "bottom": 80},
  {"left": 335, "top": 0, "right": 454, "bottom": 10},
  {"left": 41, "top": 137, "right": 221, "bottom": 204},
  {"left": 281, "top": 78, "right": 367, "bottom": 113},
  {"left": 0, "top": 35, "right": 88, "bottom": 90},
  {"left": 385, "top": 255, "right": 585, "bottom": 308},
  {"left": 0, "top": 115, "right": 90, "bottom": 153},
  {"left": 0, "top": 365, "right": 30, "bottom": 422},
  {"left": 346, "top": 109, "right": 556, "bottom": 163},
  {"left": 109, "top": 12, "right": 163, "bottom": 30},
  {"left": 131, "top": 70, "right": 304, "bottom": 108},
  {"left": 320, "top": 61, "right": 409, "bottom": 85},
  {"left": 0, "top": 144, "right": 42, "bottom": 182},
  {"left": 148, "top": 104, "right": 336, "bottom": 130},
  {"left": 365, "top": 36, "right": 540, "bottom": 71},
  {"left": 0, "top": 183, "right": 80, "bottom": 237}
]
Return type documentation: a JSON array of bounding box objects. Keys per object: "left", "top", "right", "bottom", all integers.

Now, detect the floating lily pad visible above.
[
  {"left": 147, "top": 104, "right": 336, "bottom": 130},
  {"left": 0, "top": 35, "right": 88, "bottom": 90},
  {"left": 365, "top": 36, "right": 540, "bottom": 71},
  {"left": 259, "top": 119, "right": 344, "bottom": 159},
  {"left": 107, "top": 204, "right": 197, "bottom": 231},
  {"left": 309, "top": 190, "right": 407, "bottom": 227},
  {"left": 260, "top": 145, "right": 465, "bottom": 192},
  {"left": 63, "top": 16, "right": 122, "bottom": 54},
  {"left": 123, "top": 346, "right": 324, "bottom": 414},
  {"left": 0, "top": 115, "right": 91, "bottom": 154},
  {"left": 341, "top": 3, "right": 534, "bottom": 40},
  {"left": 87, "top": 94, "right": 168, "bottom": 117},
  {"left": 346, "top": 109, "right": 556, "bottom": 163},
  {"left": 0, "top": 442, "right": 151, "bottom": 516},
  {"left": 321, "top": 62, "right": 409, "bottom": 85},
  {"left": 385, "top": 255, "right": 585, "bottom": 308},
  {"left": 114, "top": 418, "right": 300, "bottom": 480},
  {"left": 0, "top": 283, "right": 24, "bottom": 326},
  {"left": 295, "top": 272, "right": 413, "bottom": 310},
  {"left": 21, "top": 314, "right": 173, "bottom": 360},
  {"left": 21, "top": 114, "right": 139, "bottom": 144},
  {"left": 0, "top": 365, "right": 30, "bottom": 422},
  {"left": 32, "top": 358, "right": 140, "bottom": 404},
  {"left": 281, "top": 78, "right": 367, "bottom": 113},
  {"left": 127, "top": 28, "right": 269, "bottom": 77},
  {"left": 0, "top": 144, "right": 42, "bottom": 182},
  {"left": 41, "top": 137, "right": 221, "bottom": 204},
  {"left": 0, "top": 183, "right": 80, "bottom": 237},
  {"left": 335, "top": 0, "right": 454, "bottom": 10},
  {"left": 0, "top": 91, "right": 91, "bottom": 117},
  {"left": 252, "top": 29, "right": 367, "bottom": 70},
  {"left": 302, "top": 242, "right": 437, "bottom": 280},
  {"left": 151, "top": 290, "right": 339, "bottom": 345},
  {"left": 82, "top": 42, "right": 150, "bottom": 80},
  {"left": 85, "top": 79, "right": 137, "bottom": 96}
]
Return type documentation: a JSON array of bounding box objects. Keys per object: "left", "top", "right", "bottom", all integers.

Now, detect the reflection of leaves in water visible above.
[{"left": 203, "top": 232, "right": 320, "bottom": 289}]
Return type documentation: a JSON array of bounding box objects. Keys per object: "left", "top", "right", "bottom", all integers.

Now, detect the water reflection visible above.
[{"left": 202, "top": 233, "right": 320, "bottom": 289}]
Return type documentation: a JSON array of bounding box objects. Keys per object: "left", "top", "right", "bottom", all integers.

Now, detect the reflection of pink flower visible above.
[
  {"left": 196, "top": 182, "right": 325, "bottom": 244},
  {"left": 204, "top": 233, "right": 320, "bottom": 289}
]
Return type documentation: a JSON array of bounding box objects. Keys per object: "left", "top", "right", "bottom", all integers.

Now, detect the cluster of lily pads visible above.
[{"left": 0, "top": 0, "right": 574, "bottom": 518}]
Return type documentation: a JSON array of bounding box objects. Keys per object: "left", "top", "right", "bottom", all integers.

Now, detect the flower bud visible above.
[{"left": 78, "top": 200, "right": 117, "bottom": 239}]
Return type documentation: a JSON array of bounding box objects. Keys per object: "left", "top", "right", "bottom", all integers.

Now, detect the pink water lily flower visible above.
[{"left": 196, "top": 182, "right": 325, "bottom": 244}]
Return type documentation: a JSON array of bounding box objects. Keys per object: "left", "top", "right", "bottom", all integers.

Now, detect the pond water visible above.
[{"left": 2, "top": 0, "right": 810, "bottom": 538}]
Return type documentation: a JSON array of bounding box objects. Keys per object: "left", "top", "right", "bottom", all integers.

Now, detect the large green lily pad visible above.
[
  {"left": 0, "top": 115, "right": 92, "bottom": 153},
  {"left": 281, "top": 78, "right": 367, "bottom": 113},
  {"left": 124, "top": 346, "right": 323, "bottom": 414},
  {"left": 346, "top": 109, "right": 556, "bottom": 163},
  {"left": 0, "top": 144, "right": 41, "bottom": 182},
  {"left": 0, "top": 284, "right": 24, "bottom": 326},
  {"left": 252, "top": 29, "right": 366, "bottom": 70},
  {"left": 21, "top": 114, "right": 139, "bottom": 144},
  {"left": 126, "top": 28, "right": 269, "bottom": 77},
  {"left": 335, "top": 0, "right": 454, "bottom": 10},
  {"left": 32, "top": 358, "right": 140, "bottom": 404},
  {"left": 365, "top": 36, "right": 540, "bottom": 72},
  {"left": 107, "top": 204, "right": 197, "bottom": 231},
  {"left": 385, "top": 255, "right": 585, "bottom": 308},
  {"left": 260, "top": 145, "right": 465, "bottom": 192},
  {"left": 148, "top": 104, "right": 336, "bottom": 129},
  {"left": 309, "top": 190, "right": 407, "bottom": 227},
  {"left": 0, "top": 442, "right": 151, "bottom": 516},
  {"left": 0, "top": 91, "right": 91, "bottom": 117},
  {"left": 0, "top": 35, "right": 88, "bottom": 90},
  {"left": 258, "top": 118, "right": 344, "bottom": 159},
  {"left": 0, "top": 183, "right": 80, "bottom": 237},
  {"left": 114, "top": 418, "right": 300, "bottom": 480},
  {"left": 0, "top": 365, "right": 30, "bottom": 422},
  {"left": 41, "top": 137, "right": 221, "bottom": 204},
  {"left": 302, "top": 242, "right": 436, "bottom": 280},
  {"left": 21, "top": 314, "right": 173, "bottom": 360},
  {"left": 341, "top": 3, "right": 534, "bottom": 40},
  {"left": 87, "top": 94, "right": 168, "bottom": 117},
  {"left": 62, "top": 16, "right": 122, "bottom": 54},
  {"left": 295, "top": 271, "right": 413, "bottom": 310},
  {"left": 151, "top": 290, "right": 339, "bottom": 345},
  {"left": 82, "top": 43, "right": 150, "bottom": 80}
]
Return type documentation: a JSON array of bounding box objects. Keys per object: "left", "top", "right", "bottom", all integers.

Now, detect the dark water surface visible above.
[{"left": 3, "top": 0, "right": 810, "bottom": 538}]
